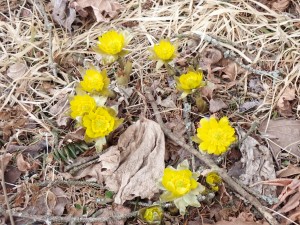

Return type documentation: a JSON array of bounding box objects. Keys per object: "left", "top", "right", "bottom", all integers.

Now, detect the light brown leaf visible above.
[
  {"left": 277, "top": 165, "right": 300, "bottom": 178},
  {"left": 272, "top": 0, "right": 290, "bottom": 11},
  {"left": 200, "top": 81, "right": 216, "bottom": 100},
  {"left": 70, "top": 0, "right": 122, "bottom": 22},
  {"left": 259, "top": 119, "right": 300, "bottom": 158},
  {"left": 209, "top": 98, "right": 227, "bottom": 113},
  {"left": 277, "top": 87, "right": 295, "bottom": 117},
  {"left": 220, "top": 59, "right": 244, "bottom": 82},
  {"left": 93, "top": 205, "right": 130, "bottom": 225},
  {"left": 51, "top": 187, "right": 69, "bottom": 216},
  {"left": 51, "top": 0, "right": 76, "bottom": 31},
  {"left": 16, "top": 154, "right": 31, "bottom": 172},
  {"left": 0, "top": 153, "right": 12, "bottom": 177},
  {"left": 7, "top": 63, "right": 27, "bottom": 80},
  {"left": 278, "top": 192, "right": 300, "bottom": 214}
]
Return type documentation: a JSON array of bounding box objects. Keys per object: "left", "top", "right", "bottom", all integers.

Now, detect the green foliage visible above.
[{"left": 53, "top": 141, "right": 89, "bottom": 164}]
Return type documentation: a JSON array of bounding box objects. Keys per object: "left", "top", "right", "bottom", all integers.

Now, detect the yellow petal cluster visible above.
[
  {"left": 153, "top": 40, "right": 176, "bottom": 62},
  {"left": 206, "top": 172, "right": 222, "bottom": 192},
  {"left": 176, "top": 68, "right": 205, "bottom": 98},
  {"left": 94, "top": 30, "right": 131, "bottom": 64},
  {"left": 142, "top": 206, "right": 163, "bottom": 224},
  {"left": 69, "top": 95, "right": 96, "bottom": 119},
  {"left": 162, "top": 168, "right": 198, "bottom": 197},
  {"left": 82, "top": 107, "right": 121, "bottom": 139},
  {"left": 159, "top": 160, "right": 204, "bottom": 215},
  {"left": 195, "top": 117, "right": 236, "bottom": 155},
  {"left": 80, "top": 69, "right": 110, "bottom": 95}
]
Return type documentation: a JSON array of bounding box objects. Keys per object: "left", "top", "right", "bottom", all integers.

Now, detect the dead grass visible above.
[{"left": 1, "top": 0, "right": 300, "bottom": 224}]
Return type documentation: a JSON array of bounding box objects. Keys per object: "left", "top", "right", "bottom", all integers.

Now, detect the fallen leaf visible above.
[
  {"left": 248, "top": 78, "right": 264, "bottom": 93},
  {"left": 7, "top": 62, "right": 28, "bottom": 80},
  {"left": 16, "top": 154, "right": 31, "bottom": 172},
  {"left": 51, "top": 0, "right": 76, "bottom": 31},
  {"left": 239, "top": 100, "right": 262, "bottom": 113},
  {"left": 157, "top": 94, "right": 177, "bottom": 108},
  {"left": 202, "top": 48, "right": 223, "bottom": 65},
  {"left": 234, "top": 128, "right": 277, "bottom": 197},
  {"left": 220, "top": 59, "right": 244, "bottom": 82},
  {"left": 93, "top": 205, "right": 131, "bottom": 225},
  {"left": 200, "top": 81, "right": 216, "bottom": 100},
  {"left": 209, "top": 98, "right": 227, "bottom": 113},
  {"left": 51, "top": 187, "right": 70, "bottom": 216},
  {"left": 49, "top": 95, "right": 70, "bottom": 127},
  {"left": 277, "top": 165, "right": 300, "bottom": 178},
  {"left": 272, "top": 0, "right": 290, "bottom": 11},
  {"left": 277, "top": 87, "right": 295, "bottom": 117},
  {"left": 259, "top": 119, "right": 300, "bottom": 158},
  {"left": 0, "top": 153, "right": 12, "bottom": 177},
  {"left": 70, "top": 0, "right": 122, "bottom": 22}
]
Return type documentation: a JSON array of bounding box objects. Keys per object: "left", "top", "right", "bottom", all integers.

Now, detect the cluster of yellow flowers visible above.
[{"left": 67, "top": 30, "right": 238, "bottom": 219}]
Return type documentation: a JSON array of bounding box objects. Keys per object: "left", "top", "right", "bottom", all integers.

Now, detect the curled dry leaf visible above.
[
  {"left": 277, "top": 87, "right": 295, "bottom": 117},
  {"left": 220, "top": 59, "right": 244, "bottom": 82},
  {"left": 229, "top": 128, "right": 276, "bottom": 197},
  {"left": 259, "top": 119, "right": 300, "bottom": 158},
  {"left": 0, "top": 153, "right": 12, "bottom": 177},
  {"left": 93, "top": 205, "right": 131, "bottom": 225},
  {"left": 272, "top": 0, "right": 290, "bottom": 11},
  {"left": 277, "top": 164, "right": 300, "bottom": 178},
  {"left": 51, "top": 187, "right": 70, "bottom": 216},
  {"left": 74, "top": 118, "right": 165, "bottom": 204},
  {"left": 51, "top": 0, "right": 76, "bottom": 31},
  {"left": 16, "top": 154, "right": 31, "bottom": 172},
  {"left": 209, "top": 98, "right": 227, "bottom": 113},
  {"left": 202, "top": 48, "right": 223, "bottom": 66},
  {"left": 70, "top": 0, "right": 122, "bottom": 22},
  {"left": 7, "top": 62, "right": 28, "bottom": 80}
]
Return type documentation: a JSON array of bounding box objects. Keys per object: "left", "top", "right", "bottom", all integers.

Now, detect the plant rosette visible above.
[{"left": 158, "top": 160, "right": 205, "bottom": 215}]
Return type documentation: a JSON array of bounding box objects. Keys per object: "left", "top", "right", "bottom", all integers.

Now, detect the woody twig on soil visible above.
[{"left": 145, "top": 88, "right": 279, "bottom": 225}]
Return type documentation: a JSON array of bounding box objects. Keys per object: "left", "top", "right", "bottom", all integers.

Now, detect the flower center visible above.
[
  {"left": 154, "top": 42, "right": 175, "bottom": 60},
  {"left": 91, "top": 115, "right": 110, "bottom": 133}
]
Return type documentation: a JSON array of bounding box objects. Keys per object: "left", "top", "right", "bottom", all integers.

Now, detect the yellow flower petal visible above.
[
  {"left": 150, "top": 39, "right": 177, "bottom": 63},
  {"left": 70, "top": 95, "right": 96, "bottom": 119},
  {"left": 80, "top": 68, "right": 110, "bottom": 95}
]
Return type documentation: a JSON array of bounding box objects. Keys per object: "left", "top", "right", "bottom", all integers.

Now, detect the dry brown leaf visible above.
[
  {"left": 272, "top": 0, "right": 290, "bottom": 11},
  {"left": 16, "top": 154, "right": 31, "bottom": 172},
  {"left": 156, "top": 94, "right": 177, "bottom": 108},
  {"left": 233, "top": 128, "right": 276, "bottom": 197},
  {"left": 7, "top": 62, "right": 28, "bottom": 80},
  {"left": 220, "top": 59, "right": 244, "bottom": 82},
  {"left": 200, "top": 81, "right": 216, "bottom": 100},
  {"left": 0, "top": 153, "right": 12, "bottom": 177},
  {"left": 277, "top": 165, "right": 300, "bottom": 178},
  {"left": 49, "top": 95, "right": 70, "bottom": 127},
  {"left": 209, "top": 98, "right": 227, "bottom": 113},
  {"left": 277, "top": 87, "right": 295, "bottom": 117},
  {"left": 202, "top": 48, "right": 223, "bottom": 65},
  {"left": 70, "top": 0, "right": 122, "bottom": 22},
  {"left": 259, "top": 119, "right": 300, "bottom": 158},
  {"left": 239, "top": 100, "right": 262, "bottom": 113},
  {"left": 74, "top": 118, "right": 165, "bottom": 204},
  {"left": 51, "top": 0, "right": 76, "bottom": 31},
  {"left": 93, "top": 205, "right": 131, "bottom": 225},
  {"left": 51, "top": 187, "right": 69, "bottom": 216}
]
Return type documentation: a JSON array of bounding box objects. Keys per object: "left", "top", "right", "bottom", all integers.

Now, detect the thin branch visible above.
[
  {"left": 145, "top": 88, "right": 279, "bottom": 225},
  {"left": 36, "top": 180, "right": 104, "bottom": 189}
]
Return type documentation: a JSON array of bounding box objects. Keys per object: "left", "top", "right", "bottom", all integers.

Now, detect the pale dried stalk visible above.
[{"left": 145, "top": 89, "right": 279, "bottom": 225}]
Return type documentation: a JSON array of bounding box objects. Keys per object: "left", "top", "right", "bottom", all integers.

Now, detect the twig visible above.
[
  {"left": 36, "top": 180, "right": 104, "bottom": 189},
  {"left": 181, "top": 31, "right": 281, "bottom": 80},
  {"left": 3, "top": 210, "right": 137, "bottom": 224},
  {"left": 34, "top": 0, "right": 58, "bottom": 76},
  {"left": 145, "top": 89, "right": 279, "bottom": 225}
]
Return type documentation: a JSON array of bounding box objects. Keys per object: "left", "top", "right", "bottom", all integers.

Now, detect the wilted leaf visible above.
[
  {"left": 51, "top": 187, "right": 70, "bottom": 216},
  {"left": 272, "top": 0, "right": 290, "bottom": 11},
  {"left": 50, "top": 95, "right": 70, "bottom": 127},
  {"left": 220, "top": 59, "right": 244, "bottom": 82},
  {"left": 200, "top": 81, "right": 216, "bottom": 100},
  {"left": 209, "top": 99, "right": 227, "bottom": 113},
  {"left": 51, "top": 0, "right": 76, "bottom": 31},
  {"left": 277, "top": 165, "right": 300, "bottom": 178},
  {"left": 156, "top": 94, "right": 177, "bottom": 108},
  {"left": 239, "top": 100, "right": 262, "bottom": 113},
  {"left": 259, "top": 119, "right": 300, "bottom": 158},
  {"left": 202, "top": 48, "right": 223, "bottom": 65},
  {"left": 232, "top": 128, "right": 276, "bottom": 197},
  {"left": 7, "top": 62, "right": 28, "bottom": 80},
  {"left": 93, "top": 205, "right": 131, "bottom": 225},
  {"left": 70, "top": 0, "right": 122, "bottom": 22},
  {"left": 277, "top": 87, "right": 295, "bottom": 117},
  {"left": 0, "top": 153, "right": 12, "bottom": 177},
  {"left": 16, "top": 154, "right": 31, "bottom": 172}
]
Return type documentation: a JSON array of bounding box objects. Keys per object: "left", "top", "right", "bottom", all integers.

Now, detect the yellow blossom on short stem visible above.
[
  {"left": 159, "top": 160, "right": 205, "bottom": 215},
  {"left": 93, "top": 30, "right": 132, "bottom": 65},
  {"left": 206, "top": 172, "right": 222, "bottom": 192},
  {"left": 139, "top": 205, "right": 163, "bottom": 224},
  {"left": 193, "top": 117, "right": 236, "bottom": 155},
  {"left": 82, "top": 107, "right": 123, "bottom": 140},
  {"left": 79, "top": 67, "right": 110, "bottom": 95},
  {"left": 149, "top": 39, "right": 177, "bottom": 70},
  {"left": 69, "top": 95, "right": 96, "bottom": 119},
  {"left": 175, "top": 68, "right": 205, "bottom": 99}
]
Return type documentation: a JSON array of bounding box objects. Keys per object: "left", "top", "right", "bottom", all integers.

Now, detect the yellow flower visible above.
[
  {"left": 141, "top": 205, "right": 163, "bottom": 224},
  {"left": 206, "top": 172, "right": 222, "bottom": 192},
  {"left": 149, "top": 39, "right": 177, "bottom": 69},
  {"left": 80, "top": 68, "right": 110, "bottom": 95},
  {"left": 82, "top": 107, "right": 122, "bottom": 139},
  {"left": 162, "top": 168, "right": 198, "bottom": 197},
  {"left": 93, "top": 30, "right": 132, "bottom": 64},
  {"left": 159, "top": 160, "right": 205, "bottom": 215},
  {"left": 194, "top": 117, "right": 236, "bottom": 155},
  {"left": 176, "top": 68, "right": 205, "bottom": 98},
  {"left": 69, "top": 95, "right": 96, "bottom": 119}
]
